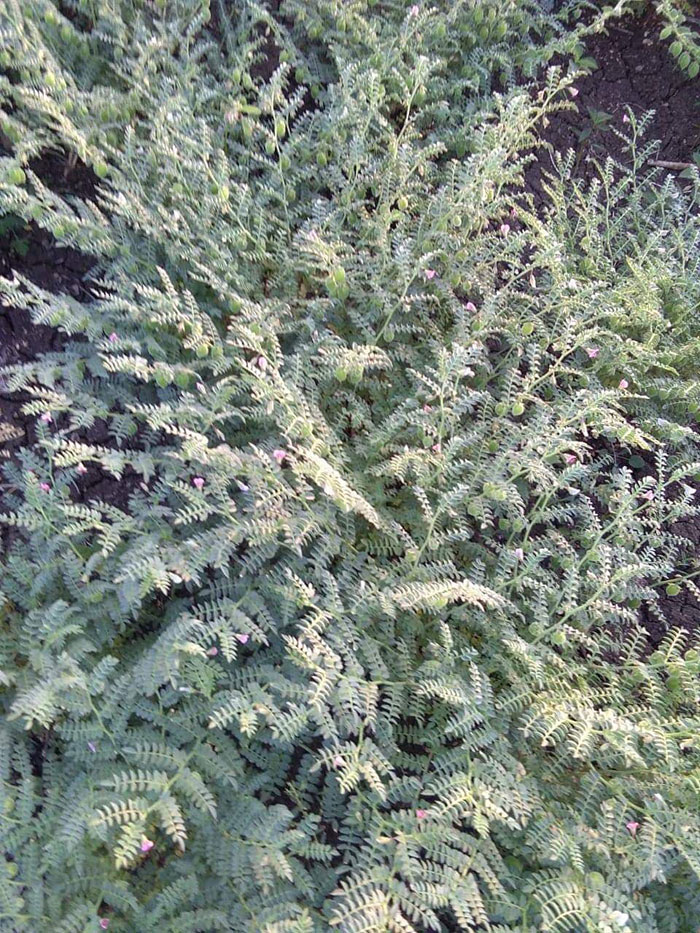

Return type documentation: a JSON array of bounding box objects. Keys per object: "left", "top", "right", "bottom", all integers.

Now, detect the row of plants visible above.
[{"left": 0, "top": 1, "right": 699, "bottom": 930}]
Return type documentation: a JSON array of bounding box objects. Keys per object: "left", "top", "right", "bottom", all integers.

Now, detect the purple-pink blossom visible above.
[
  {"left": 514, "top": 548, "right": 524, "bottom": 561},
  {"left": 586, "top": 347, "right": 600, "bottom": 359},
  {"left": 619, "top": 379, "right": 629, "bottom": 390},
  {"left": 40, "top": 412, "right": 52, "bottom": 424},
  {"left": 641, "top": 489, "right": 654, "bottom": 501},
  {"left": 192, "top": 476, "right": 205, "bottom": 489},
  {"left": 431, "top": 442, "right": 442, "bottom": 454},
  {"left": 99, "top": 920, "right": 110, "bottom": 930},
  {"left": 422, "top": 404, "right": 432, "bottom": 413},
  {"left": 87, "top": 741, "right": 97, "bottom": 753},
  {"left": 499, "top": 223, "right": 510, "bottom": 236},
  {"left": 76, "top": 463, "right": 88, "bottom": 475},
  {"left": 207, "top": 646, "right": 218, "bottom": 657},
  {"left": 235, "top": 633, "right": 249, "bottom": 644},
  {"left": 256, "top": 355, "right": 267, "bottom": 371},
  {"left": 272, "top": 449, "right": 286, "bottom": 464},
  {"left": 622, "top": 114, "right": 630, "bottom": 124},
  {"left": 626, "top": 820, "right": 639, "bottom": 838},
  {"left": 424, "top": 269, "right": 437, "bottom": 280},
  {"left": 465, "top": 301, "right": 477, "bottom": 312},
  {"left": 333, "top": 755, "right": 344, "bottom": 768},
  {"left": 563, "top": 453, "right": 577, "bottom": 465},
  {"left": 108, "top": 332, "right": 118, "bottom": 343},
  {"left": 409, "top": 4, "right": 420, "bottom": 15},
  {"left": 569, "top": 87, "right": 579, "bottom": 98},
  {"left": 39, "top": 482, "right": 50, "bottom": 492},
  {"left": 140, "top": 838, "right": 154, "bottom": 853},
  {"left": 416, "top": 809, "right": 428, "bottom": 820}
]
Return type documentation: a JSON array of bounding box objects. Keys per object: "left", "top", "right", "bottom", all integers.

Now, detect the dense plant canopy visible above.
[{"left": 1, "top": 1, "right": 700, "bottom": 931}]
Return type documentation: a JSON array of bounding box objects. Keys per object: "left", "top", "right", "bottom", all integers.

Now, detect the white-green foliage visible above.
[{"left": 0, "top": 0, "right": 699, "bottom": 930}]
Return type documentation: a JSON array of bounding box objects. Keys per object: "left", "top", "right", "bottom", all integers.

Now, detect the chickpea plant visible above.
[{"left": 0, "top": 1, "right": 699, "bottom": 931}]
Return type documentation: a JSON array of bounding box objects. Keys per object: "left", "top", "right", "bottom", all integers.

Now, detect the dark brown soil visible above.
[{"left": 527, "top": 7, "right": 700, "bottom": 198}]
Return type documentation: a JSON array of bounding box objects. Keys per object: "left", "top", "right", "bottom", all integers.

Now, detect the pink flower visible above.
[
  {"left": 192, "top": 476, "right": 205, "bottom": 489},
  {"left": 206, "top": 646, "right": 218, "bottom": 657},
  {"left": 39, "top": 482, "right": 50, "bottom": 492},
  {"left": 514, "top": 548, "right": 524, "bottom": 561},
  {"left": 333, "top": 755, "right": 344, "bottom": 767},
  {"left": 87, "top": 741, "right": 97, "bottom": 753},
  {"left": 569, "top": 87, "right": 579, "bottom": 97},
  {"left": 431, "top": 442, "right": 442, "bottom": 454},
  {"left": 235, "top": 633, "right": 249, "bottom": 644},
  {"left": 256, "top": 356, "right": 267, "bottom": 371},
  {"left": 108, "top": 332, "right": 118, "bottom": 343},
  {"left": 641, "top": 489, "right": 654, "bottom": 501},
  {"left": 563, "top": 453, "right": 577, "bottom": 465},
  {"left": 40, "top": 412, "right": 52, "bottom": 423},
  {"left": 424, "top": 269, "right": 437, "bottom": 280},
  {"left": 622, "top": 114, "right": 630, "bottom": 124},
  {"left": 510, "top": 207, "right": 517, "bottom": 218},
  {"left": 99, "top": 921, "right": 110, "bottom": 931},
  {"left": 196, "top": 382, "right": 206, "bottom": 393},
  {"left": 499, "top": 223, "right": 510, "bottom": 236},
  {"left": 586, "top": 347, "right": 599, "bottom": 359},
  {"left": 416, "top": 809, "right": 428, "bottom": 820},
  {"left": 422, "top": 404, "right": 432, "bottom": 412},
  {"left": 76, "top": 463, "right": 88, "bottom": 475},
  {"left": 619, "top": 379, "right": 629, "bottom": 390},
  {"left": 272, "top": 448, "right": 286, "bottom": 464},
  {"left": 409, "top": 4, "right": 420, "bottom": 15},
  {"left": 140, "top": 838, "right": 154, "bottom": 853},
  {"left": 236, "top": 479, "right": 249, "bottom": 492},
  {"left": 465, "top": 301, "right": 477, "bottom": 312},
  {"left": 626, "top": 820, "right": 639, "bottom": 838}
]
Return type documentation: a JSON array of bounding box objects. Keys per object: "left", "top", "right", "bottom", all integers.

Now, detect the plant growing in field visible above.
[{"left": 0, "top": 1, "right": 699, "bottom": 931}]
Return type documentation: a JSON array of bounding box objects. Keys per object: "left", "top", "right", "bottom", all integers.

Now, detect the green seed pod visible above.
[
  {"left": 521, "top": 322, "right": 534, "bottom": 336},
  {"left": 154, "top": 368, "right": 171, "bottom": 388},
  {"left": 44, "top": 8, "right": 59, "bottom": 25},
  {"left": 397, "top": 195, "right": 408, "bottom": 210},
  {"left": 335, "top": 366, "right": 348, "bottom": 382},
  {"left": 265, "top": 139, "right": 276, "bottom": 155},
  {"left": 495, "top": 402, "right": 508, "bottom": 417},
  {"left": 196, "top": 344, "right": 209, "bottom": 358},
  {"left": 274, "top": 118, "right": 286, "bottom": 138},
  {"left": 551, "top": 631, "right": 567, "bottom": 646},
  {"left": 467, "top": 501, "right": 480, "bottom": 516},
  {"left": 174, "top": 371, "right": 190, "bottom": 388},
  {"left": 316, "top": 151, "right": 327, "bottom": 167},
  {"left": 280, "top": 154, "right": 291, "bottom": 171},
  {"left": 7, "top": 165, "right": 25, "bottom": 185},
  {"left": 511, "top": 401, "right": 525, "bottom": 416},
  {"left": 94, "top": 161, "right": 109, "bottom": 179},
  {"left": 383, "top": 324, "right": 395, "bottom": 342},
  {"left": 666, "top": 583, "right": 681, "bottom": 596},
  {"left": 433, "top": 596, "right": 448, "bottom": 609}
]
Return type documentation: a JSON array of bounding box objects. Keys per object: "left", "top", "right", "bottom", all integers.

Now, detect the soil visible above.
[{"left": 526, "top": 7, "right": 700, "bottom": 199}]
